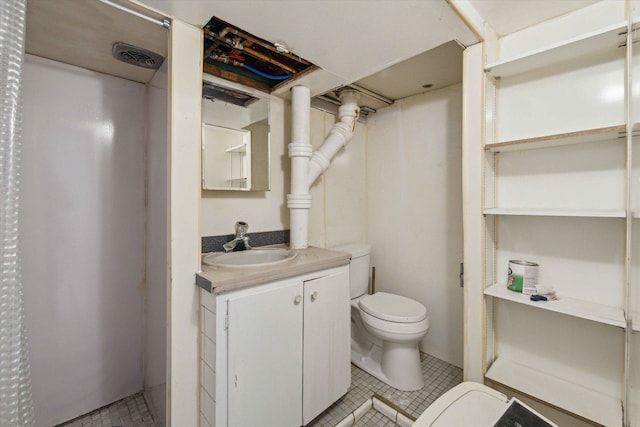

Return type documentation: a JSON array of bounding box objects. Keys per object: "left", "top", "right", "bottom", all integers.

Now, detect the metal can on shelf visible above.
[{"left": 507, "top": 260, "right": 539, "bottom": 294}]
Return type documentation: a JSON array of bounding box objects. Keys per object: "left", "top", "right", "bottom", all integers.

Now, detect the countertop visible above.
[{"left": 196, "top": 246, "right": 351, "bottom": 294}]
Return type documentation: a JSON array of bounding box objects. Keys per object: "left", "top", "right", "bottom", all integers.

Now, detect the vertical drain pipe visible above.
[
  {"left": 288, "top": 86, "right": 313, "bottom": 249},
  {"left": 288, "top": 87, "right": 360, "bottom": 249}
]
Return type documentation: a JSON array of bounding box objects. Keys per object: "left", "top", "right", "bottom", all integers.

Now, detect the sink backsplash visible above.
[{"left": 202, "top": 229, "right": 290, "bottom": 253}]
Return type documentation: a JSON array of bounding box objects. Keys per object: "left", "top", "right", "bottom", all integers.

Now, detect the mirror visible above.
[{"left": 201, "top": 81, "right": 270, "bottom": 191}]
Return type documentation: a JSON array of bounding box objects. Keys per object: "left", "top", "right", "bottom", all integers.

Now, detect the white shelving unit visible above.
[
  {"left": 224, "top": 143, "right": 246, "bottom": 153},
  {"left": 484, "top": 284, "right": 625, "bottom": 328},
  {"left": 201, "top": 123, "right": 251, "bottom": 190},
  {"left": 484, "top": 358, "right": 622, "bottom": 427},
  {"left": 224, "top": 141, "right": 249, "bottom": 188},
  {"left": 484, "top": 125, "right": 626, "bottom": 153},
  {"left": 484, "top": 21, "right": 627, "bottom": 78},
  {"left": 466, "top": 6, "right": 633, "bottom": 426},
  {"left": 483, "top": 208, "right": 626, "bottom": 218}
]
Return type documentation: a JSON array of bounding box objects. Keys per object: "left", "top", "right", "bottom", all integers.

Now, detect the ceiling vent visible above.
[
  {"left": 202, "top": 82, "right": 259, "bottom": 107},
  {"left": 112, "top": 42, "right": 164, "bottom": 70},
  {"left": 202, "top": 16, "right": 317, "bottom": 93}
]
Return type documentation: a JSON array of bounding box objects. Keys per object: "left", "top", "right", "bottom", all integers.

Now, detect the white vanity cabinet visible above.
[
  {"left": 226, "top": 277, "right": 303, "bottom": 427},
  {"left": 301, "top": 270, "right": 351, "bottom": 424},
  {"left": 199, "top": 265, "right": 350, "bottom": 427}
]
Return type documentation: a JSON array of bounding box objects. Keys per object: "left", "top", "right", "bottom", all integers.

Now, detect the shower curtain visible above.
[{"left": 0, "top": 0, "right": 35, "bottom": 425}]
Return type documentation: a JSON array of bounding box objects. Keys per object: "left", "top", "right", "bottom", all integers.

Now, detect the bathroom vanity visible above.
[{"left": 196, "top": 247, "right": 351, "bottom": 427}]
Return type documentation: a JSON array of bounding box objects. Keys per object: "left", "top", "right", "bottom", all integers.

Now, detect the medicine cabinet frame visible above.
[{"left": 201, "top": 74, "right": 271, "bottom": 192}]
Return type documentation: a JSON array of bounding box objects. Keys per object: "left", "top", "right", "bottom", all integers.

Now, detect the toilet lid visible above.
[
  {"left": 413, "top": 383, "right": 509, "bottom": 426},
  {"left": 359, "top": 292, "right": 427, "bottom": 323}
]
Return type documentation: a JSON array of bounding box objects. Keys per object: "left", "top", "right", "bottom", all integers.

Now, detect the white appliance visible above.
[
  {"left": 333, "top": 243, "right": 429, "bottom": 391},
  {"left": 413, "top": 382, "right": 558, "bottom": 426}
]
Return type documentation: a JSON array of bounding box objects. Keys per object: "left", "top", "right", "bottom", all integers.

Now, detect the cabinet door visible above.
[
  {"left": 227, "top": 279, "right": 303, "bottom": 427},
  {"left": 302, "top": 268, "right": 351, "bottom": 425}
]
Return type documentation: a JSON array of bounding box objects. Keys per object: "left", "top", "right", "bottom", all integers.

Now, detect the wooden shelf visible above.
[
  {"left": 483, "top": 208, "right": 626, "bottom": 218},
  {"left": 485, "top": 357, "right": 623, "bottom": 426},
  {"left": 485, "top": 284, "right": 625, "bottom": 328},
  {"left": 225, "top": 144, "right": 246, "bottom": 153},
  {"left": 485, "top": 22, "right": 627, "bottom": 78},
  {"left": 485, "top": 125, "right": 625, "bottom": 153}
]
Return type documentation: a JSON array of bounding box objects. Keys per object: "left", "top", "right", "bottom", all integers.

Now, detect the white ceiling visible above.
[
  {"left": 320, "top": 40, "right": 464, "bottom": 112},
  {"left": 24, "top": 0, "right": 607, "bottom": 106},
  {"left": 341, "top": 0, "right": 604, "bottom": 106},
  {"left": 136, "top": 0, "right": 478, "bottom": 97},
  {"left": 135, "top": 0, "right": 606, "bottom": 102},
  {"left": 26, "top": 0, "right": 168, "bottom": 84},
  {"left": 469, "top": 0, "right": 601, "bottom": 36}
]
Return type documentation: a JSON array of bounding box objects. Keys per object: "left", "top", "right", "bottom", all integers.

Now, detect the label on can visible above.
[{"left": 507, "top": 260, "right": 539, "bottom": 294}]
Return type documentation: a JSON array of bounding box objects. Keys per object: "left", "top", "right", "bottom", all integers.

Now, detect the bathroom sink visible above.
[{"left": 202, "top": 248, "right": 297, "bottom": 268}]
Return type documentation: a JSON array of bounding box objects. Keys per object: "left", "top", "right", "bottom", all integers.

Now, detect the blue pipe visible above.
[{"left": 242, "top": 63, "right": 290, "bottom": 81}]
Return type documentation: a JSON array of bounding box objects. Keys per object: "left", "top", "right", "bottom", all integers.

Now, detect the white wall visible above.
[
  {"left": 306, "top": 87, "right": 463, "bottom": 366},
  {"left": 199, "top": 85, "right": 461, "bottom": 370},
  {"left": 200, "top": 97, "right": 368, "bottom": 246},
  {"left": 168, "top": 20, "right": 202, "bottom": 427},
  {"left": 366, "top": 85, "right": 464, "bottom": 367},
  {"left": 200, "top": 97, "right": 289, "bottom": 236},
  {"left": 145, "top": 63, "right": 168, "bottom": 426},
  {"left": 461, "top": 44, "right": 485, "bottom": 381},
  {"left": 20, "top": 54, "right": 146, "bottom": 426}
]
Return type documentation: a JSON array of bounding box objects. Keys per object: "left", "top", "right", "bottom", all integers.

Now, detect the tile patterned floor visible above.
[
  {"left": 56, "top": 393, "right": 157, "bottom": 427},
  {"left": 56, "top": 352, "right": 461, "bottom": 427},
  {"left": 308, "top": 352, "right": 463, "bottom": 426},
  {"left": 353, "top": 409, "right": 398, "bottom": 427}
]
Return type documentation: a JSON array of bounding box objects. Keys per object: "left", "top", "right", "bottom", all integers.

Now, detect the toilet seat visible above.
[
  {"left": 413, "top": 382, "right": 558, "bottom": 426},
  {"left": 359, "top": 292, "right": 427, "bottom": 323},
  {"left": 413, "top": 382, "right": 508, "bottom": 426}
]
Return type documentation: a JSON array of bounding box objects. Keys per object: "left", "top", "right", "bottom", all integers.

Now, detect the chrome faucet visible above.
[{"left": 223, "top": 221, "right": 252, "bottom": 252}]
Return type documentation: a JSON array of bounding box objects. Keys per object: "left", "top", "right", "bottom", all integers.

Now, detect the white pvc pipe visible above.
[
  {"left": 98, "top": 0, "right": 170, "bottom": 28},
  {"left": 288, "top": 87, "right": 360, "bottom": 249},
  {"left": 288, "top": 86, "right": 313, "bottom": 249},
  {"left": 308, "top": 89, "right": 360, "bottom": 186}
]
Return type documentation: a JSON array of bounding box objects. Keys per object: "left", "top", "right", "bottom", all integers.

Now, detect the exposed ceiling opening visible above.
[{"left": 202, "top": 16, "right": 317, "bottom": 93}]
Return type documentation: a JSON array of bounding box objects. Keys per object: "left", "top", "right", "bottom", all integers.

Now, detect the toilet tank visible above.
[{"left": 332, "top": 243, "right": 371, "bottom": 298}]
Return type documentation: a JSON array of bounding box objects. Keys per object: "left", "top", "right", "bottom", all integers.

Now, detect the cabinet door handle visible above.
[
  {"left": 311, "top": 291, "right": 318, "bottom": 301},
  {"left": 294, "top": 295, "right": 302, "bottom": 305}
]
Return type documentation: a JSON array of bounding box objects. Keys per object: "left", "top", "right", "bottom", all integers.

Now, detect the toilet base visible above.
[{"left": 351, "top": 339, "right": 425, "bottom": 391}]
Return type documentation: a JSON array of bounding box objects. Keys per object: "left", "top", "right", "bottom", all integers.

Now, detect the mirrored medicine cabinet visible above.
[{"left": 201, "top": 80, "right": 271, "bottom": 191}]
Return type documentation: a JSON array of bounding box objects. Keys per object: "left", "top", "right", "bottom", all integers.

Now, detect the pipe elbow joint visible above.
[
  {"left": 330, "top": 121, "right": 353, "bottom": 140},
  {"left": 338, "top": 107, "right": 359, "bottom": 132},
  {"left": 311, "top": 152, "right": 330, "bottom": 168}
]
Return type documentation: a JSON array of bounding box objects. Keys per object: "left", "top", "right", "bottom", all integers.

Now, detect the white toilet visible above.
[
  {"left": 333, "top": 243, "right": 429, "bottom": 391},
  {"left": 413, "top": 382, "right": 558, "bottom": 426}
]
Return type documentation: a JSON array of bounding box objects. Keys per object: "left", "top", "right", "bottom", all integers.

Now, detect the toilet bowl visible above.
[{"left": 333, "top": 243, "right": 429, "bottom": 391}]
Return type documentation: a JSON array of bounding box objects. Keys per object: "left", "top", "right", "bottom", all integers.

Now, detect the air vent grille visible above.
[
  {"left": 202, "top": 82, "right": 259, "bottom": 107},
  {"left": 112, "top": 42, "right": 164, "bottom": 70}
]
